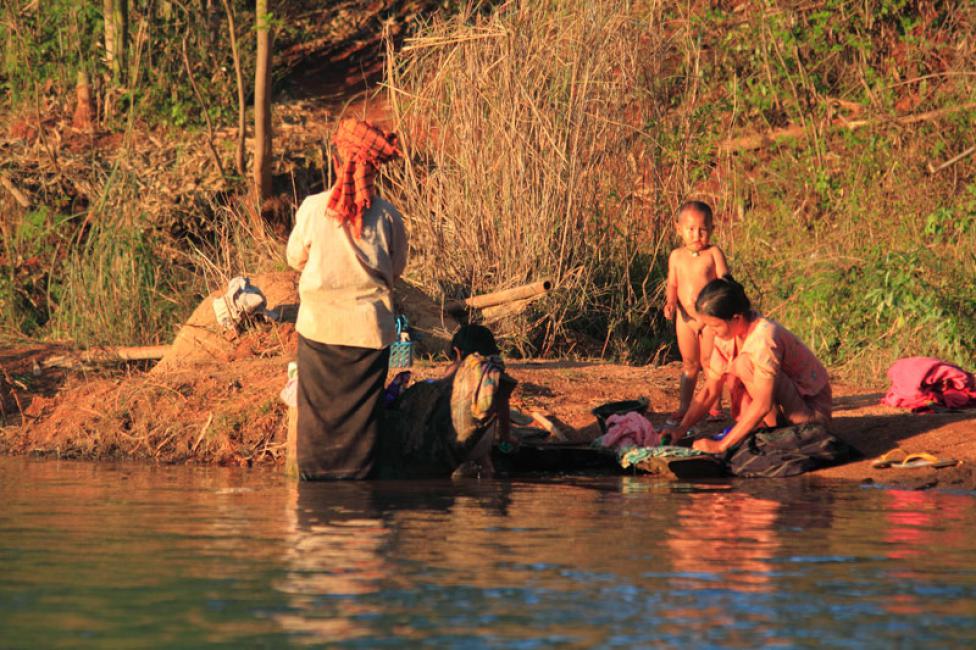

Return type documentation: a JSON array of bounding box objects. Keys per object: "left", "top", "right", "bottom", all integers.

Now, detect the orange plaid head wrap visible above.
[{"left": 326, "top": 118, "right": 401, "bottom": 238}]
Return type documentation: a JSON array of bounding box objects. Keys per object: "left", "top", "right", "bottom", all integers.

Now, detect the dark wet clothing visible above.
[
  {"left": 726, "top": 423, "right": 852, "bottom": 478},
  {"left": 296, "top": 334, "right": 389, "bottom": 480}
]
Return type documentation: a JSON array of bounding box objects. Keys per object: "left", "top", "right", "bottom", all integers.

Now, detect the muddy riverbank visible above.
[{"left": 3, "top": 334, "right": 974, "bottom": 490}]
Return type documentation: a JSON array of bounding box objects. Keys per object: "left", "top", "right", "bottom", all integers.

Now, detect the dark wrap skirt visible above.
[{"left": 297, "top": 334, "right": 390, "bottom": 480}]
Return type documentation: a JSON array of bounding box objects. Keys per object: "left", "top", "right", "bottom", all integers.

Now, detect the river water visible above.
[{"left": 2, "top": 456, "right": 976, "bottom": 648}]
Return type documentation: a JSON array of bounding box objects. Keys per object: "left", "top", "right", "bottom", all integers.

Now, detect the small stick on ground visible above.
[
  {"left": 531, "top": 411, "right": 569, "bottom": 442},
  {"left": 0, "top": 172, "right": 30, "bottom": 209},
  {"left": 927, "top": 144, "right": 976, "bottom": 175}
]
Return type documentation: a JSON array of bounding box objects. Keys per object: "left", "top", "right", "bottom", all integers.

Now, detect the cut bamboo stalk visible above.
[
  {"left": 41, "top": 345, "right": 170, "bottom": 369},
  {"left": 481, "top": 297, "right": 534, "bottom": 322},
  {"left": 446, "top": 279, "right": 552, "bottom": 313}
]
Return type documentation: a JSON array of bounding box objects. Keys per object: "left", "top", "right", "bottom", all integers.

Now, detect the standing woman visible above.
[
  {"left": 286, "top": 119, "right": 407, "bottom": 480},
  {"left": 669, "top": 276, "right": 832, "bottom": 454}
]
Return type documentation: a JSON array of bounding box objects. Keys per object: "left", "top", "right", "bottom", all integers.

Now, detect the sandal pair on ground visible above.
[{"left": 871, "top": 448, "right": 961, "bottom": 470}]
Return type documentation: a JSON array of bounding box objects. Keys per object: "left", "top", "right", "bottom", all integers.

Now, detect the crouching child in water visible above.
[
  {"left": 663, "top": 200, "right": 729, "bottom": 425},
  {"left": 374, "top": 325, "right": 517, "bottom": 479}
]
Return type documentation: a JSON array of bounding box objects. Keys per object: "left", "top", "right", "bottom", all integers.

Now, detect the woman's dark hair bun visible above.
[{"left": 695, "top": 274, "right": 751, "bottom": 320}]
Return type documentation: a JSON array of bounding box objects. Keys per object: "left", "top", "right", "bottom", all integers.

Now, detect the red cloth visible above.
[
  {"left": 881, "top": 356, "right": 976, "bottom": 411},
  {"left": 326, "top": 119, "right": 401, "bottom": 238}
]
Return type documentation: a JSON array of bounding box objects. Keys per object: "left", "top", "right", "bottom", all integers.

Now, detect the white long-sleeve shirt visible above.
[{"left": 286, "top": 188, "right": 408, "bottom": 349}]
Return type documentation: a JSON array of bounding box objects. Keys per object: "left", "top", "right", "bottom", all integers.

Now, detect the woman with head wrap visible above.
[{"left": 286, "top": 119, "right": 407, "bottom": 480}]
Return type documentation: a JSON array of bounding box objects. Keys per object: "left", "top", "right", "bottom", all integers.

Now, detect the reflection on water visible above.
[
  {"left": 276, "top": 484, "right": 392, "bottom": 642},
  {"left": 3, "top": 457, "right": 976, "bottom": 647},
  {"left": 667, "top": 491, "right": 781, "bottom": 593}
]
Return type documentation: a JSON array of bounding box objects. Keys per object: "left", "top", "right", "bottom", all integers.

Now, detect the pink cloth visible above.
[
  {"left": 882, "top": 357, "right": 976, "bottom": 411},
  {"left": 602, "top": 412, "right": 660, "bottom": 449}
]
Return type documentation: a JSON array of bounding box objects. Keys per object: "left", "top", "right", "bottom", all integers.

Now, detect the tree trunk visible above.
[
  {"left": 253, "top": 0, "right": 273, "bottom": 205},
  {"left": 221, "top": 0, "right": 246, "bottom": 177},
  {"left": 103, "top": 0, "right": 117, "bottom": 77},
  {"left": 102, "top": 0, "right": 127, "bottom": 83}
]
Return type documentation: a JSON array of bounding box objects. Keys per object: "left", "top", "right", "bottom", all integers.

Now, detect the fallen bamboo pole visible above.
[
  {"left": 41, "top": 345, "right": 170, "bottom": 369},
  {"left": 718, "top": 102, "right": 976, "bottom": 153},
  {"left": 447, "top": 279, "right": 553, "bottom": 313},
  {"left": 481, "top": 297, "right": 534, "bottom": 322}
]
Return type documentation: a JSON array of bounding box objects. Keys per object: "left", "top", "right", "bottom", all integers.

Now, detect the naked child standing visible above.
[{"left": 663, "top": 201, "right": 729, "bottom": 424}]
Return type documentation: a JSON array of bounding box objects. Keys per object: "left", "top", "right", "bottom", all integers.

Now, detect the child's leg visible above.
[
  {"left": 699, "top": 326, "right": 723, "bottom": 417},
  {"left": 675, "top": 313, "right": 701, "bottom": 418}
]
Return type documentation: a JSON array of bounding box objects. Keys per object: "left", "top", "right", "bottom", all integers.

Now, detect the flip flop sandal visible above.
[
  {"left": 893, "top": 453, "right": 961, "bottom": 469},
  {"left": 872, "top": 450, "right": 960, "bottom": 470},
  {"left": 871, "top": 448, "right": 909, "bottom": 469}
]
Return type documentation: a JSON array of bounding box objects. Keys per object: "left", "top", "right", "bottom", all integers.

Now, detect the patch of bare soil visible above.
[
  {"left": 3, "top": 278, "right": 974, "bottom": 485},
  {"left": 813, "top": 387, "right": 976, "bottom": 490},
  {"left": 7, "top": 357, "right": 288, "bottom": 466}
]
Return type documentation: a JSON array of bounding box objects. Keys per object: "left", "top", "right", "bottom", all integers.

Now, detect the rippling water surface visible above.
[{"left": 2, "top": 456, "right": 976, "bottom": 648}]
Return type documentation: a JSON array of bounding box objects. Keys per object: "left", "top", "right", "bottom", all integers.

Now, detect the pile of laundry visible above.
[
  {"left": 881, "top": 357, "right": 976, "bottom": 412},
  {"left": 591, "top": 410, "right": 706, "bottom": 469}
]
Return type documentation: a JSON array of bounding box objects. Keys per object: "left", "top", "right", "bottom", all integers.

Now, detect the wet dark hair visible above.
[
  {"left": 676, "top": 200, "right": 714, "bottom": 226},
  {"left": 450, "top": 324, "right": 500, "bottom": 359},
  {"left": 695, "top": 274, "right": 751, "bottom": 320}
]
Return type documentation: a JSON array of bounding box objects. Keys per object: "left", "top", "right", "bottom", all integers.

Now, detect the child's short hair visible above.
[
  {"left": 676, "top": 200, "right": 714, "bottom": 225},
  {"left": 450, "top": 325, "right": 500, "bottom": 359},
  {"left": 695, "top": 274, "right": 750, "bottom": 320}
]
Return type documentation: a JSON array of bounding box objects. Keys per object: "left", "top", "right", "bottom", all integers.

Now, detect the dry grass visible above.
[
  {"left": 3, "top": 1, "right": 975, "bottom": 386},
  {"left": 383, "top": 1, "right": 697, "bottom": 359}
]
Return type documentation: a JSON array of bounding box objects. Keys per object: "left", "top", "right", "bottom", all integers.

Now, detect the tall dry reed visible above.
[{"left": 383, "top": 1, "right": 696, "bottom": 358}]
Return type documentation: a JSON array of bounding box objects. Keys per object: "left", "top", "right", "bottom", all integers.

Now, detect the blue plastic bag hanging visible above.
[{"left": 389, "top": 315, "right": 414, "bottom": 368}]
